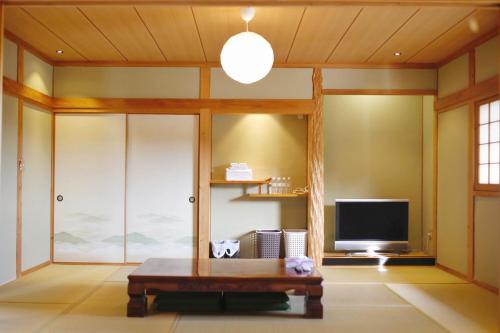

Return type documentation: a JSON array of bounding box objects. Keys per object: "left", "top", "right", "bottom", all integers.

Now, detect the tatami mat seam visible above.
[
  {"left": 384, "top": 283, "right": 453, "bottom": 333},
  {"left": 32, "top": 281, "right": 107, "bottom": 333}
]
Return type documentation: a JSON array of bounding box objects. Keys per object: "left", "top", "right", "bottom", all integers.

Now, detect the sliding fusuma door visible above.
[
  {"left": 126, "top": 115, "right": 198, "bottom": 262},
  {"left": 54, "top": 114, "right": 126, "bottom": 263}
]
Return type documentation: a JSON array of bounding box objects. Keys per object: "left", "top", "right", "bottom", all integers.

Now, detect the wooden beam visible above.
[
  {"left": 435, "top": 76, "right": 498, "bottom": 112},
  {"left": 323, "top": 89, "right": 437, "bottom": 96},
  {"left": 437, "top": 29, "right": 499, "bottom": 68},
  {"left": 307, "top": 68, "right": 324, "bottom": 267},
  {"left": 467, "top": 102, "right": 475, "bottom": 280},
  {"left": 468, "top": 50, "right": 475, "bottom": 88},
  {"left": 432, "top": 105, "right": 438, "bottom": 257},
  {"left": 4, "top": 30, "right": 54, "bottom": 66},
  {"left": 198, "top": 109, "right": 211, "bottom": 259},
  {"left": 4, "top": 0, "right": 500, "bottom": 7},
  {"left": 17, "top": 46, "right": 24, "bottom": 84},
  {"left": 198, "top": 67, "right": 211, "bottom": 259},
  {"left": 16, "top": 98, "right": 23, "bottom": 278},
  {"left": 53, "top": 97, "right": 315, "bottom": 114},
  {"left": 3, "top": 77, "right": 53, "bottom": 109},
  {"left": 52, "top": 60, "right": 436, "bottom": 69}
]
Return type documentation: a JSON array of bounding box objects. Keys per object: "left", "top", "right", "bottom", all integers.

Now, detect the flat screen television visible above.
[{"left": 334, "top": 199, "right": 409, "bottom": 252}]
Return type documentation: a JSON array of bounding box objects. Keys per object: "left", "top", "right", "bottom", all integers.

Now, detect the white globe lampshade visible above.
[{"left": 220, "top": 31, "right": 274, "bottom": 84}]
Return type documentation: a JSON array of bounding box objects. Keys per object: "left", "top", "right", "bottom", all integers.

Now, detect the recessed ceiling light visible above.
[
  {"left": 56, "top": 50, "right": 64, "bottom": 55},
  {"left": 394, "top": 52, "right": 402, "bottom": 57}
]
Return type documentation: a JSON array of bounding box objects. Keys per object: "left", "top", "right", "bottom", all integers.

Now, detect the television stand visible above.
[{"left": 346, "top": 249, "right": 410, "bottom": 257}]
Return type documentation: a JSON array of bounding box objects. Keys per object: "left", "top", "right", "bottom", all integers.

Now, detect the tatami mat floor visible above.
[{"left": 0, "top": 264, "right": 497, "bottom": 333}]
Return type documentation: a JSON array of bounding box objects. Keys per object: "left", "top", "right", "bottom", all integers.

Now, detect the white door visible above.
[
  {"left": 54, "top": 114, "right": 126, "bottom": 263},
  {"left": 126, "top": 115, "right": 198, "bottom": 262}
]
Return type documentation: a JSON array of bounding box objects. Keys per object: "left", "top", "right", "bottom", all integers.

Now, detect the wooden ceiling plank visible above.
[
  {"left": 193, "top": 6, "right": 304, "bottom": 63},
  {"left": 409, "top": 8, "right": 499, "bottom": 63},
  {"left": 23, "top": 6, "right": 125, "bottom": 61},
  {"left": 286, "top": 6, "right": 362, "bottom": 63},
  {"left": 79, "top": 6, "right": 166, "bottom": 62},
  {"left": 133, "top": 7, "right": 169, "bottom": 61},
  {"left": 284, "top": 7, "right": 306, "bottom": 62},
  {"left": 369, "top": 7, "right": 475, "bottom": 63},
  {"left": 327, "top": 6, "right": 419, "bottom": 63},
  {"left": 5, "top": 6, "right": 84, "bottom": 61},
  {"left": 135, "top": 6, "right": 205, "bottom": 62}
]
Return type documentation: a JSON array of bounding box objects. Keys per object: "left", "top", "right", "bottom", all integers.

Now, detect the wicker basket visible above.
[
  {"left": 256, "top": 230, "right": 282, "bottom": 258},
  {"left": 283, "top": 229, "right": 307, "bottom": 258}
]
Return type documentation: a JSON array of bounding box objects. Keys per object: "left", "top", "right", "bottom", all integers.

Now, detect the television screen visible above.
[{"left": 335, "top": 200, "right": 408, "bottom": 241}]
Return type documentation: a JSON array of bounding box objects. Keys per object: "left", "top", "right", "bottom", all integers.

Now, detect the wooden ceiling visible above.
[{"left": 4, "top": 5, "right": 499, "bottom": 66}]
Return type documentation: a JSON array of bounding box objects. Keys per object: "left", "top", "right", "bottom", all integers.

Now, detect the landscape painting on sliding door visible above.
[
  {"left": 126, "top": 115, "right": 198, "bottom": 262},
  {"left": 54, "top": 114, "right": 126, "bottom": 263}
]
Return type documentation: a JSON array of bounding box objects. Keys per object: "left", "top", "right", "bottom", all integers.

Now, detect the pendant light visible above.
[{"left": 220, "top": 7, "right": 274, "bottom": 84}]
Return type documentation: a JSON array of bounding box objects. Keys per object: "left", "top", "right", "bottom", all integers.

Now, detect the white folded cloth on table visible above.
[{"left": 285, "top": 257, "right": 314, "bottom": 273}]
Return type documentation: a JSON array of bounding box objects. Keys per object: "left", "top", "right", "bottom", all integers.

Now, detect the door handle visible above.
[{"left": 189, "top": 196, "right": 196, "bottom": 203}]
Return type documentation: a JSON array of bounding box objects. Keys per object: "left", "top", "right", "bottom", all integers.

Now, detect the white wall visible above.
[
  {"left": 475, "top": 36, "right": 499, "bottom": 84},
  {"left": 437, "top": 54, "right": 468, "bottom": 98},
  {"left": 0, "top": 95, "right": 19, "bottom": 284},
  {"left": 54, "top": 67, "right": 199, "bottom": 98},
  {"left": 322, "top": 68, "right": 437, "bottom": 90},
  {"left": 474, "top": 196, "right": 500, "bottom": 288},
  {"left": 24, "top": 51, "right": 53, "bottom": 96},
  {"left": 211, "top": 68, "right": 313, "bottom": 99},
  {"left": 21, "top": 103, "right": 52, "bottom": 271},
  {"left": 4, "top": 39, "right": 18, "bottom": 81},
  {"left": 437, "top": 105, "right": 469, "bottom": 275}
]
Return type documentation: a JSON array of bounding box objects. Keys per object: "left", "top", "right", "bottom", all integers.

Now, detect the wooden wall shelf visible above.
[
  {"left": 210, "top": 178, "right": 270, "bottom": 185},
  {"left": 246, "top": 193, "right": 308, "bottom": 198},
  {"left": 210, "top": 178, "right": 271, "bottom": 194}
]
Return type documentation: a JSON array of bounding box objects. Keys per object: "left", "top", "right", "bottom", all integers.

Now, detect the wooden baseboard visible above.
[
  {"left": 52, "top": 261, "right": 140, "bottom": 266},
  {"left": 473, "top": 279, "right": 499, "bottom": 294},
  {"left": 436, "top": 263, "right": 499, "bottom": 294},
  {"left": 435, "top": 263, "right": 468, "bottom": 280},
  {"left": 20, "top": 261, "right": 51, "bottom": 276}
]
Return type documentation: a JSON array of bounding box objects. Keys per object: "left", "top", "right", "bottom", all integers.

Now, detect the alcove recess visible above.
[{"left": 209, "top": 114, "right": 308, "bottom": 257}]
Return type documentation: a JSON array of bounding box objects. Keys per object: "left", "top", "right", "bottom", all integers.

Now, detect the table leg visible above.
[
  {"left": 304, "top": 285, "right": 323, "bottom": 319},
  {"left": 127, "top": 282, "right": 147, "bottom": 317}
]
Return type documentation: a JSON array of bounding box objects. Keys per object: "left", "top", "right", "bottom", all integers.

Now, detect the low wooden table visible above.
[{"left": 127, "top": 258, "right": 323, "bottom": 319}]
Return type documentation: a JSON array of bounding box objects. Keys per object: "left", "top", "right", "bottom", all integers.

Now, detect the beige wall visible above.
[
  {"left": 438, "top": 54, "right": 468, "bottom": 98},
  {"left": 24, "top": 51, "right": 53, "bottom": 96},
  {"left": 322, "top": 68, "right": 437, "bottom": 90},
  {"left": 324, "top": 95, "right": 424, "bottom": 251},
  {"left": 211, "top": 68, "right": 313, "bottom": 99},
  {"left": 422, "top": 96, "right": 435, "bottom": 254},
  {"left": 437, "top": 105, "right": 469, "bottom": 275},
  {"left": 54, "top": 67, "right": 199, "bottom": 98},
  {"left": 0, "top": 94, "right": 19, "bottom": 285},
  {"left": 211, "top": 114, "right": 307, "bottom": 257},
  {"left": 474, "top": 196, "right": 499, "bottom": 288},
  {"left": 3, "top": 38, "right": 17, "bottom": 81},
  {"left": 475, "top": 36, "right": 499, "bottom": 84}
]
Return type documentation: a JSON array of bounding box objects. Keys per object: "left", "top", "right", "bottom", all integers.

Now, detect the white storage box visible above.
[
  {"left": 283, "top": 229, "right": 307, "bottom": 258},
  {"left": 225, "top": 168, "right": 253, "bottom": 181}
]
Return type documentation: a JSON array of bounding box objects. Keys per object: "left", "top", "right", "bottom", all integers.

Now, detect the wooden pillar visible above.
[
  {"left": 307, "top": 68, "right": 324, "bottom": 267},
  {"left": 0, "top": 3, "right": 4, "bottom": 202},
  {"left": 198, "top": 67, "right": 211, "bottom": 259}
]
